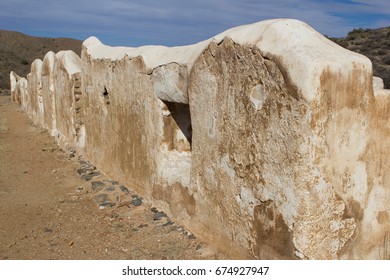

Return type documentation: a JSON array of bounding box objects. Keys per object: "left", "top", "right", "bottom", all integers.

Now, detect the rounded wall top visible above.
[
  {"left": 42, "top": 51, "right": 56, "bottom": 76},
  {"left": 83, "top": 18, "right": 373, "bottom": 103}
]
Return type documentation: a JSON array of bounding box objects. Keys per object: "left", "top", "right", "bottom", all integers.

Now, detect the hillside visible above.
[
  {"left": 0, "top": 30, "right": 82, "bottom": 89},
  {"left": 1, "top": 26, "right": 389, "bottom": 90},
  {"left": 331, "top": 26, "right": 390, "bottom": 88}
]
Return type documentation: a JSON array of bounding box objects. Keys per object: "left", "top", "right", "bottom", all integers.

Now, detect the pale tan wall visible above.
[
  {"left": 81, "top": 53, "right": 159, "bottom": 191},
  {"left": 10, "top": 72, "right": 29, "bottom": 111},
  {"left": 13, "top": 51, "right": 82, "bottom": 152},
  {"left": 26, "top": 59, "right": 44, "bottom": 127},
  {"left": 187, "top": 39, "right": 358, "bottom": 259},
  {"left": 187, "top": 37, "right": 389, "bottom": 259},
  {"left": 10, "top": 71, "right": 19, "bottom": 103},
  {"left": 41, "top": 52, "right": 56, "bottom": 134},
  {"left": 81, "top": 48, "right": 195, "bottom": 222},
  {"left": 309, "top": 65, "right": 390, "bottom": 259},
  {"left": 19, "top": 78, "right": 29, "bottom": 112},
  {"left": 188, "top": 39, "right": 307, "bottom": 259},
  {"left": 53, "top": 61, "right": 78, "bottom": 149}
]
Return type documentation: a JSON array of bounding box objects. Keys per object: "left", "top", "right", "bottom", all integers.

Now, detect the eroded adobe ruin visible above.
[{"left": 10, "top": 19, "right": 390, "bottom": 259}]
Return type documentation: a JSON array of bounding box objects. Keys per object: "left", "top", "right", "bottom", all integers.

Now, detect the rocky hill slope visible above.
[{"left": 0, "top": 30, "right": 81, "bottom": 89}]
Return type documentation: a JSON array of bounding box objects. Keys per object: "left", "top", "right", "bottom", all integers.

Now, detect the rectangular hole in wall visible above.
[{"left": 161, "top": 101, "right": 192, "bottom": 152}]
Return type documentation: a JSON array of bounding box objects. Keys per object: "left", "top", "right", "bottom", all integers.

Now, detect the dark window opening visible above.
[
  {"left": 162, "top": 101, "right": 192, "bottom": 151},
  {"left": 102, "top": 86, "right": 110, "bottom": 105}
]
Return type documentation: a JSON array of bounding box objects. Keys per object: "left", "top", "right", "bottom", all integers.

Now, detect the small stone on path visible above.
[
  {"left": 81, "top": 171, "right": 101, "bottom": 181},
  {"left": 104, "top": 179, "right": 120, "bottom": 185},
  {"left": 162, "top": 221, "right": 174, "bottom": 227},
  {"left": 153, "top": 211, "right": 167, "bottom": 221},
  {"left": 130, "top": 195, "right": 143, "bottom": 207},
  {"left": 91, "top": 181, "right": 106, "bottom": 191},
  {"left": 119, "top": 186, "right": 130, "bottom": 194},
  {"left": 99, "top": 201, "right": 116, "bottom": 208},
  {"left": 188, "top": 234, "right": 196, "bottom": 240},
  {"left": 92, "top": 193, "right": 109, "bottom": 203},
  {"left": 43, "top": 228, "right": 53, "bottom": 234}
]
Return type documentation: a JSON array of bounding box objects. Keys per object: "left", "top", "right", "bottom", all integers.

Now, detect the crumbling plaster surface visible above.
[
  {"left": 52, "top": 51, "right": 83, "bottom": 150},
  {"left": 81, "top": 53, "right": 160, "bottom": 191},
  {"left": 27, "top": 59, "right": 44, "bottom": 127},
  {"left": 188, "top": 37, "right": 359, "bottom": 259},
  {"left": 41, "top": 51, "right": 56, "bottom": 135},
  {"left": 10, "top": 18, "right": 390, "bottom": 259},
  {"left": 11, "top": 50, "right": 83, "bottom": 151},
  {"left": 81, "top": 47, "right": 194, "bottom": 222}
]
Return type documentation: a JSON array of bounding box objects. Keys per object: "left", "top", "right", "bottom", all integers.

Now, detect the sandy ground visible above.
[{"left": 0, "top": 95, "right": 225, "bottom": 260}]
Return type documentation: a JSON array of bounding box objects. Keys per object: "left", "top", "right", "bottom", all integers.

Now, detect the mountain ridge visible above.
[{"left": 1, "top": 26, "right": 389, "bottom": 90}]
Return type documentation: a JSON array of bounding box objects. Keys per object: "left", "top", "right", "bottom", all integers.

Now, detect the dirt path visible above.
[{"left": 0, "top": 95, "right": 223, "bottom": 260}]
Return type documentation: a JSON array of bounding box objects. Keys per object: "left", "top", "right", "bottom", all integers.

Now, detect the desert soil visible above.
[{"left": 0, "top": 94, "right": 224, "bottom": 260}]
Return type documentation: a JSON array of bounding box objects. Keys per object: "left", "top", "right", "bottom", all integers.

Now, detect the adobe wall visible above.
[
  {"left": 10, "top": 19, "right": 390, "bottom": 259},
  {"left": 10, "top": 71, "right": 28, "bottom": 110},
  {"left": 52, "top": 51, "right": 83, "bottom": 150},
  {"left": 187, "top": 21, "right": 389, "bottom": 259},
  {"left": 81, "top": 39, "right": 194, "bottom": 221},
  {"left": 11, "top": 50, "right": 82, "bottom": 152},
  {"left": 41, "top": 51, "right": 56, "bottom": 135},
  {"left": 26, "top": 59, "right": 44, "bottom": 127}
]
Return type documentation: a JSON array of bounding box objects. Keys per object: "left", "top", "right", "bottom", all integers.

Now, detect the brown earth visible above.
[{"left": 0, "top": 95, "right": 225, "bottom": 260}]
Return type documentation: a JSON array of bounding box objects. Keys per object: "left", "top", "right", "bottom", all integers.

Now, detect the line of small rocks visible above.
[{"left": 74, "top": 158, "right": 200, "bottom": 247}]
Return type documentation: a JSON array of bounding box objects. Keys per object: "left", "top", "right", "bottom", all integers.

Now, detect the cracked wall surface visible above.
[
  {"left": 10, "top": 19, "right": 390, "bottom": 259},
  {"left": 12, "top": 50, "right": 82, "bottom": 151}
]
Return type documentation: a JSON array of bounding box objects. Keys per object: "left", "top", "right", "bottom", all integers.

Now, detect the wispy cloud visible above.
[{"left": 0, "top": 0, "right": 389, "bottom": 46}]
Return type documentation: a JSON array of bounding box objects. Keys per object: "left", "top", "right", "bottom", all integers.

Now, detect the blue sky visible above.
[{"left": 0, "top": 0, "right": 389, "bottom": 47}]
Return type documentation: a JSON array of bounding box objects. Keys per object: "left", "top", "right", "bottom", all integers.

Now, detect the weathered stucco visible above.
[
  {"left": 52, "top": 51, "right": 83, "bottom": 150},
  {"left": 10, "top": 19, "right": 390, "bottom": 259},
  {"left": 10, "top": 71, "right": 28, "bottom": 110},
  {"left": 41, "top": 51, "right": 56, "bottom": 135},
  {"left": 11, "top": 50, "right": 82, "bottom": 151},
  {"left": 27, "top": 59, "right": 44, "bottom": 127}
]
